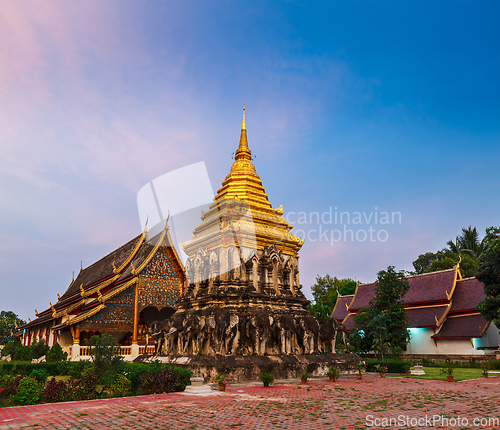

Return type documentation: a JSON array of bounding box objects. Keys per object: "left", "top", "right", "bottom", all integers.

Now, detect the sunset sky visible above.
[{"left": 1, "top": 1, "right": 499, "bottom": 319}]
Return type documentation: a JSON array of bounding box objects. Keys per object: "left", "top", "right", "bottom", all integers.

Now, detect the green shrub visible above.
[
  {"left": 46, "top": 343, "right": 68, "bottom": 362},
  {"left": 0, "top": 361, "right": 66, "bottom": 376},
  {"left": 326, "top": 366, "right": 341, "bottom": 378},
  {"left": 68, "top": 367, "right": 102, "bottom": 401},
  {"left": 66, "top": 360, "right": 93, "bottom": 378},
  {"left": 111, "top": 374, "right": 131, "bottom": 397},
  {"left": 1, "top": 339, "right": 22, "bottom": 358},
  {"left": 174, "top": 366, "right": 192, "bottom": 389},
  {"left": 123, "top": 364, "right": 148, "bottom": 394},
  {"left": 440, "top": 361, "right": 454, "bottom": 377},
  {"left": 365, "top": 359, "right": 414, "bottom": 373},
  {"left": 11, "top": 376, "right": 42, "bottom": 405},
  {"left": 138, "top": 367, "right": 183, "bottom": 395},
  {"left": 30, "top": 369, "right": 48, "bottom": 384},
  {"left": 30, "top": 340, "right": 49, "bottom": 360},
  {"left": 260, "top": 372, "right": 275, "bottom": 385},
  {"left": 13, "top": 346, "right": 32, "bottom": 362},
  {"left": 0, "top": 374, "right": 16, "bottom": 398}
]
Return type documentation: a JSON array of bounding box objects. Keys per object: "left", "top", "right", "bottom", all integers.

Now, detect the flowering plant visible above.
[
  {"left": 216, "top": 371, "right": 234, "bottom": 385},
  {"left": 326, "top": 366, "right": 341, "bottom": 378},
  {"left": 352, "top": 362, "right": 366, "bottom": 374},
  {"left": 375, "top": 364, "right": 388, "bottom": 373},
  {"left": 300, "top": 370, "right": 311, "bottom": 380}
]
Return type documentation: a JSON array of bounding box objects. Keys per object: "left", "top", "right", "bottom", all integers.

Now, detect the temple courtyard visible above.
[{"left": 1, "top": 375, "right": 499, "bottom": 429}]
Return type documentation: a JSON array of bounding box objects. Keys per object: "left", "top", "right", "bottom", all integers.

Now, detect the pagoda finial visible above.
[{"left": 231, "top": 106, "right": 253, "bottom": 172}]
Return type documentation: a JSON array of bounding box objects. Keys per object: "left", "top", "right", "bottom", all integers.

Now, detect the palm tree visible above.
[{"left": 447, "top": 226, "right": 484, "bottom": 259}]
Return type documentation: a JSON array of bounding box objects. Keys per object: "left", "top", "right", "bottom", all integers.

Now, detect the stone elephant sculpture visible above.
[
  {"left": 183, "top": 314, "right": 204, "bottom": 355},
  {"left": 165, "top": 315, "right": 185, "bottom": 355},
  {"left": 296, "top": 316, "right": 320, "bottom": 355},
  {"left": 318, "top": 318, "right": 349, "bottom": 353},
  {"left": 274, "top": 314, "right": 298, "bottom": 355},
  {"left": 147, "top": 320, "right": 165, "bottom": 355},
  {"left": 246, "top": 311, "right": 271, "bottom": 356}
]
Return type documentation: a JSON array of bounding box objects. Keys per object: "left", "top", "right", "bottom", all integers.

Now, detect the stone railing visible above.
[{"left": 139, "top": 346, "right": 156, "bottom": 355}]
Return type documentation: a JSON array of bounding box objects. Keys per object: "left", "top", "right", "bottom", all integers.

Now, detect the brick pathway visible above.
[{"left": 1, "top": 376, "right": 500, "bottom": 429}]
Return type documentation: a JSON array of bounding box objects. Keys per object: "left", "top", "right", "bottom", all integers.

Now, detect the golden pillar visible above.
[{"left": 132, "top": 283, "right": 139, "bottom": 344}]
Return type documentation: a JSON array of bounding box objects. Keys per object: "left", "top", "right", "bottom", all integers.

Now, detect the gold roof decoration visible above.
[{"left": 183, "top": 107, "right": 303, "bottom": 257}]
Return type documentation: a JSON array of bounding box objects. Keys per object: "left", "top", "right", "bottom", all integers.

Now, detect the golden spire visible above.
[
  {"left": 231, "top": 105, "right": 253, "bottom": 175},
  {"left": 183, "top": 108, "right": 303, "bottom": 257}
]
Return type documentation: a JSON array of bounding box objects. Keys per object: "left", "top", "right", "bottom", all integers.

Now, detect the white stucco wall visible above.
[
  {"left": 405, "top": 328, "right": 438, "bottom": 355},
  {"left": 404, "top": 324, "right": 500, "bottom": 356},
  {"left": 474, "top": 323, "right": 500, "bottom": 349}
]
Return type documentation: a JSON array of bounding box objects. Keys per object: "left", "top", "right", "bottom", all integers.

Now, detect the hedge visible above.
[{"left": 365, "top": 359, "right": 413, "bottom": 373}]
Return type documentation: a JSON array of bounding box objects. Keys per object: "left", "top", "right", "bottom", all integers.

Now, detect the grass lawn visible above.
[{"left": 403, "top": 367, "right": 487, "bottom": 381}]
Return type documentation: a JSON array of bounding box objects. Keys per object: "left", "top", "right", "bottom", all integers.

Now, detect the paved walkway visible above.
[{"left": 1, "top": 375, "right": 500, "bottom": 429}]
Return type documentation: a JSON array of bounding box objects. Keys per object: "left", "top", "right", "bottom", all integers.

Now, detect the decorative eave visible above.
[
  {"left": 99, "top": 277, "right": 138, "bottom": 303},
  {"left": 81, "top": 274, "right": 120, "bottom": 298},
  {"left": 113, "top": 221, "right": 148, "bottom": 274},
  {"left": 436, "top": 301, "right": 453, "bottom": 328},
  {"left": 53, "top": 299, "right": 86, "bottom": 318},
  {"left": 67, "top": 303, "right": 106, "bottom": 326},
  {"left": 132, "top": 221, "right": 168, "bottom": 275}
]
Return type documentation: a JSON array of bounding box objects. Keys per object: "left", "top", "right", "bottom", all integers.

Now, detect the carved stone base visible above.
[{"left": 135, "top": 353, "right": 362, "bottom": 382}]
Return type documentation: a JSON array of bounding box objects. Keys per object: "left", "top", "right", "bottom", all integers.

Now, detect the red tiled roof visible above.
[
  {"left": 342, "top": 313, "right": 356, "bottom": 331},
  {"left": 331, "top": 295, "right": 354, "bottom": 321},
  {"left": 431, "top": 313, "right": 490, "bottom": 339},
  {"left": 449, "top": 278, "right": 485, "bottom": 314},
  {"left": 347, "top": 283, "right": 375, "bottom": 311},
  {"left": 406, "top": 305, "right": 450, "bottom": 328},
  {"left": 403, "top": 268, "right": 457, "bottom": 305}
]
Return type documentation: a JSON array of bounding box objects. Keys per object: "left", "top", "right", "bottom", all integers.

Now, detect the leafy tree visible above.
[
  {"left": 87, "top": 334, "right": 124, "bottom": 385},
  {"left": 413, "top": 249, "right": 478, "bottom": 278},
  {"left": 447, "top": 225, "right": 485, "bottom": 259},
  {"left": 46, "top": 343, "right": 68, "bottom": 362},
  {"left": 1, "top": 339, "right": 22, "bottom": 357},
  {"left": 369, "top": 312, "right": 393, "bottom": 360},
  {"left": 371, "top": 266, "right": 410, "bottom": 353},
  {"left": 308, "top": 275, "right": 357, "bottom": 318},
  {"left": 351, "top": 267, "right": 410, "bottom": 356},
  {"left": 30, "top": 340, "right": 49, "bottom": 360},
  {"left": 413, "top": 226, "right": 485, "bottom": 278},
  {"left": 350, "top": 308, "right": 376, "bottom": 354},
  {"left": 477, "top": 227, "right": 500, "bottom": 329},
  {"left": 0, "top": 311, "right": 26, "bottom": 345}
]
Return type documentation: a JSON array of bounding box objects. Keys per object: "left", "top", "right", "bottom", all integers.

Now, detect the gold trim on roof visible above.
[
  {"left": 82, "top": 274, "right": 120, "bottom": 298},
  {"left": 480, "top": 321, "right": 491, "bottom": 337},
  {"left": 132, "top": 221, "right": 168, "bottom": 275},
  {"left": 113, "top": 221, "right": 147, "bottom": 274},
  {"left": 67, "top": 304, "right": 105, "bottom": 325},
  {"left": 53, "top": 299, "right": 86, "bottom": 318},
  {"left": 436, "top": 302, "right": 453, "bottom": 327},
  {"left": 99, "top": 277, "right": 138, "bottom": 303}
]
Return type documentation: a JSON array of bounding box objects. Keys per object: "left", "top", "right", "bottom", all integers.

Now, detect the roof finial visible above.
[{"left": 242, "top": 104, "right": 246, "bottom": 130}]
